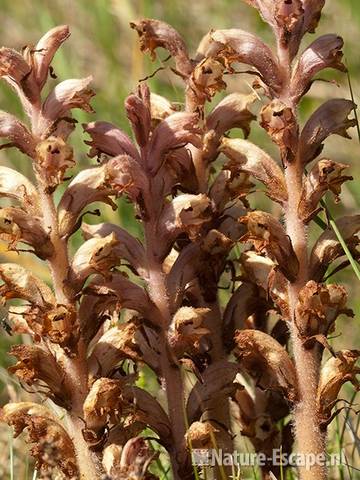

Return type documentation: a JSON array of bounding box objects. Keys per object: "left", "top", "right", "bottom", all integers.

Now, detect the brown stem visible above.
[
  {"left": 36, "top": 180, "right": 102, "bottom": 479},
  {"left": 144, "top": 218, "right": 186, "bottom": 480},
  {"left": 277, "top": 36, "right": 327, "bottom": 479},
  {"left": 284, "top": 162, "right": 327, "bottom": 480},
  {"left": 203, "top": 301, "right": 232, "bottom": 431},
  {"left": 185, "top": 87, "right": 232, "bottom": 440}
]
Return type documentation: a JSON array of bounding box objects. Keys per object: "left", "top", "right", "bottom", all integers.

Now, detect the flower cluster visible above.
[{"left": 0, "top": 2, "right": 358, "bottom": 480}]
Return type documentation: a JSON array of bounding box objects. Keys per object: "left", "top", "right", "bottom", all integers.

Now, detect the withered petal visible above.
[
  {"left": 0, "top": 207, "right": 53, "bottom": 259},
  {"left": 67, "top": 233, "right": 120, "bottom": 294},
  {"left": 220, "top": 137, "right": 288, "bottom": 205},
  {"left": 199, "top": 28, "right": 283, "bottom": 95},
  {"left": 8, "top": 344, "right": 68, "bottom": 407},
  {"left": 1, "top": 402, "right": 77, "bottom": 477},
  {"left": 158, "top": 193, "right": 213, "bottom": 258},
  {"left": 0, "top": 262, "right": 55, "bottom": 307},
  {"left": 234, "top": 329, "right": 298, "bottom": 402},
  {"left": 130, "top": 18, "right": 192, "bottom": 77},
  {"left": 241, "top": 211, "right": 299, "bottom": 282},
  {"left": 0, "top": 166, "right": 40, "bottom": 214},
  {"left": 299, "top": 159, "right": 352, "bottom": 223},
  {"left": 317, "top": 349, "right": 360, "bottom": 420}
]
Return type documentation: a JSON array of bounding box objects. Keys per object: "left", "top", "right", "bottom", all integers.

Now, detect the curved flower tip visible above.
[
  {"left": 57, "top": 164, "right": 116, "bottom": 238},
  {"left": 0, "top": 166, "right": 40, "bottom": 214},
  {"left": 67, "top": 233, "right": 120, "bottom": 294},
  {"left": 201, "top": 28, "right": 283, "bottom": 95},
  {"left": 220, "top": 137, "right": 288, "bottom": 205},
  {"left": 0, "top": 26, "right": 70, "bottom": 117},
  {"left": 206, "top": 93, "right": 257, "bottom": 148},
  {"left": 83, "top": 120, "right": 140, "bottom": 161},
  {"left": 88, "top": 320, "right": 142, "bottom": 377},
  {"left": 292, "top": 34, "right": 346, "bottom": 102},
  {"left": 158, "top": 193, "right": 213, "bottom": 255},
  {"left": 0, "top": 47, "right": 39, "bottom": 114},
  {"left": 299, "top": 98, "right": 356, "bottom": 165},
  {"left": 58, "top": 154, "right": 149, "bottom": 239},
  {"left": 0, "top": 111, "right": 36, "bottom": 157},
  {"left": 130, "top": 18, "right": 192, "bottom": 77},
  {"left": 105, "top": 154, "right": 149, "bottom": 202},
  {"left": 0, "top": 207, "right": 53, "bottom": 259},
  {"left": 125, "top": 83, "right": 151, "bottom": 148},
  {"left": 8, "top": 344, "right": 70, "bottom": 407},
  {"left": 148, "top": 111, "right": 201, "bottom": 173},
  {"left": 82, "top": 221, "right": 146, "bottom": 276},
  {"left": 32, "top": 25, "right": 70, "bottom": 89},
  {"left": 39, "top": 76, "right": 94, "bottom": 135},
  {"left": 103, "top": 437, "right": 156, "bottom": 479},
  {"left": 317, "top": 349, "right": 360, "bottom": 425},
  {"left": 0, "top": 262, "right": 55, "bottom": 307}
]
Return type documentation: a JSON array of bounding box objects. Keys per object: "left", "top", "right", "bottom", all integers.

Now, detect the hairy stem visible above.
[
  {"left": 284, "top": 128, "right": 327, "bottom": 480},
  {"left": 144, "top": 218, "right": 186, "bottom": 480},
  {"left": 36, "top": 182, "right": 102, "bottom": 479},
  {"left": 185, "top": 92, "right": 232, "bottom": 439},
  {"left": 277, "top": 38, "right": 327, "bottom": 479}
]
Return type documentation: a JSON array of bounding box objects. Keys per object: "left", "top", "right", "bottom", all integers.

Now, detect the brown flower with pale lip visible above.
[{"left": 240, "top": 211, "right": 299, "bottom": 282}]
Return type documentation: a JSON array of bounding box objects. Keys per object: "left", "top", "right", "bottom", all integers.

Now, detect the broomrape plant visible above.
[{"left": 0, "top": 2, "right": 358, "bottom": 480}]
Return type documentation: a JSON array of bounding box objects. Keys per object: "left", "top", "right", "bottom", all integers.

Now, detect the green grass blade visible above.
[
  {"left": 317, "top": 62, "right": 360, "bottom": 282},
  {"left": 323, "top": 202, "right": 360, "bottom": 281},
  {"left": 182, "top": 370, "right": 201, "bottom": 480},
  {"left": 346, "top": 66, "right": 360, "bottom": 142},
  {"left": 335, "top": 414, "right": 345, "bottom": 480},
  {"left": 9, "top": 432, "right": 14, "bottom": 480}
]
